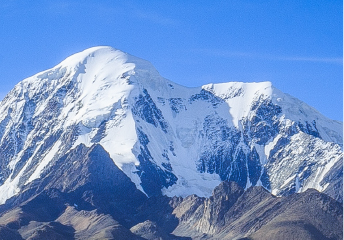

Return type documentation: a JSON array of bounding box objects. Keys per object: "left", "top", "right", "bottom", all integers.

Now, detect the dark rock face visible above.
[
  {"left": 136, "top": 128, "right": 178, "bottom": 197},
  {"left": 189, "top": 89, "right": 223, "bottom": 107},
  {"left": 298, "top": 120, "right": 320, "bottom": 138},
  {"left": 247, "top": 147, "right": 262, "bottom": 186},
  {"left": 321, "top": 158, "right": 343, "bottom": 203},
  {"left": 205, "top": 181, "right": 245, "bottom": 231},
  {"left": 244, "top": 97, "right": 282, "bottom": 145},
  {"left": 0, "top": 225, "right": 23, "bottom": 240},
  {"left": 132, "top": 89, "right": 168, "bottom": 133}
]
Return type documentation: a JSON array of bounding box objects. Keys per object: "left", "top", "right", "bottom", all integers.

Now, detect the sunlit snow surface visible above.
[{"left": 0, "top": 46, "right": 342, "bottom": 203}]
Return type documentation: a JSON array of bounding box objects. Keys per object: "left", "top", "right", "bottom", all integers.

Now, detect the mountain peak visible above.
[
  {"left": 56, "top": 46, "right": 162, "bottom": 81},
  {"left": 0, "top": 46, "right": 342, "bottom": 205},
  {"left": 57, "top": 46, "right": 118, "bottom": 68}
]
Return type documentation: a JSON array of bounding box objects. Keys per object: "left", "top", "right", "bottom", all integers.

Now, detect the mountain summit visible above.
[{"left": 0, "top": 46, "right": 342, "bottom": 205}]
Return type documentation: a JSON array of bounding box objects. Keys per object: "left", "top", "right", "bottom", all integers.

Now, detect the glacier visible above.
[{"left": 0, "top": 46, "right": 342, "bottom": 203}]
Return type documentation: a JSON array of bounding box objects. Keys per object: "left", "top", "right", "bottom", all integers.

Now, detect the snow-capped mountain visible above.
[{"left": 0, "top": 46, "right": 342, "bottom": 204}]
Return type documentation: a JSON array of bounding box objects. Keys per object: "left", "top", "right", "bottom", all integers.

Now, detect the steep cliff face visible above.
[{"left": 0, "top": 46, "right": 342, "bottom": 204}]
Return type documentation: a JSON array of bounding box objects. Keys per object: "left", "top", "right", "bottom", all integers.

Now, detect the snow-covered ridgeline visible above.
[{"left": 0, "top": 46, "right": 342, "bottom": 204}]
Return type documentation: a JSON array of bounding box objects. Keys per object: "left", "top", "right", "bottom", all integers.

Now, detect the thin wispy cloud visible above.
[
  {"left": 193, "top": 49, "right": 343, "bottom": 65},
  {"left": 278, "top": 56, "right": 342, "bottom": 64},
  {"left": 192, "top": 49, "right": 254, "bottom": 58}
]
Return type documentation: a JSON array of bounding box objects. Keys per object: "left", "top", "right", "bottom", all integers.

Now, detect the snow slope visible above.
[{"left": 0, "top": 46, "right": 342, "bottom": 203}]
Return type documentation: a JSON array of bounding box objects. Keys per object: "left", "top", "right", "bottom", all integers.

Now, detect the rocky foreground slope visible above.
[{"left": 0, "top": 144, "right": 341, "bottom": 240}]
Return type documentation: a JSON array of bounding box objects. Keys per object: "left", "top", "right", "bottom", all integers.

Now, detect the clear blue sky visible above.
[{"left": 0, "top": 0, "right": 342, "bottom": 120}]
